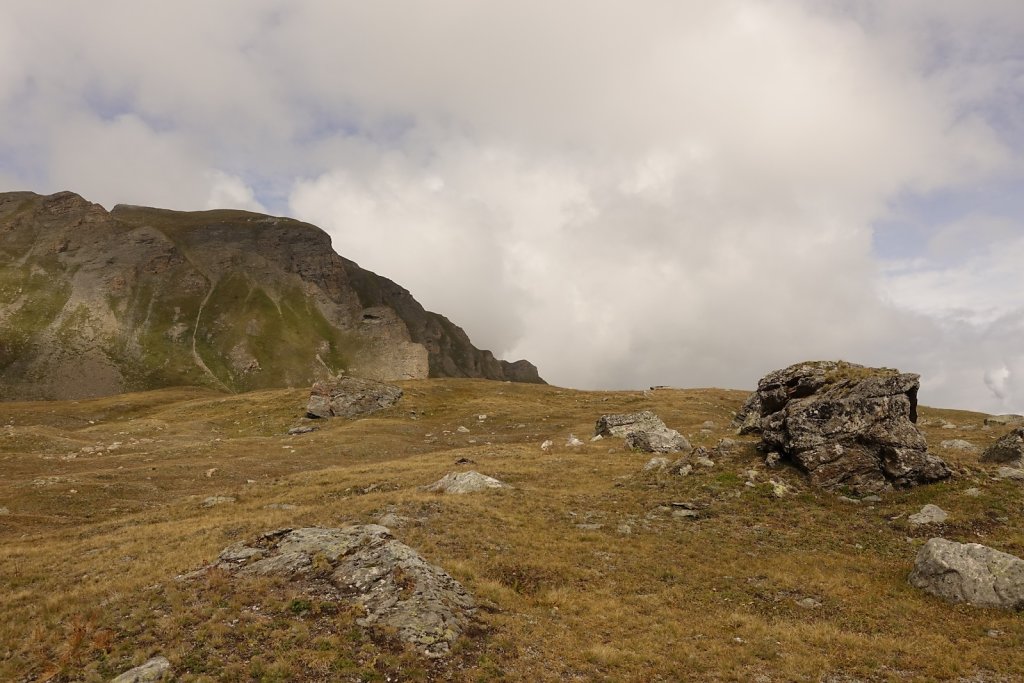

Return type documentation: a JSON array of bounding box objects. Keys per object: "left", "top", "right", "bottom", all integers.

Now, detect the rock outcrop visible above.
[
  {"left": 594, "top": 411, "right": 691, "bottom": 454},
  {"left": 110, "top": 656, "right": 172, "bottom": 683},
  {"left": 737, "top": 361, "right": 950, "bottom": 494},
  {"left": 424, "top": 471, "right": 509, "bottom": 494},
  {"left": 981, "top": 427, "right": 1024, "bottom": 466},
  {"left": 0, "top": 191, "right": 543, "bottom": 400},
  {"left": 204, "top": 526, "right": 474, "bottom": 657},
  {"left": 909, "top": 537, "right": 1024, "bottom": 610},
  {"left": 306, "top": 376, "right": 403, "bottom": 419}
]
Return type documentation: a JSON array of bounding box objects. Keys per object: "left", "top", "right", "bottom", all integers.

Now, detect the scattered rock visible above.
[
  {"left": 701, "top": 420, "right": 716, "bottom": 429},
  {"left": 764, "top": 451, "right": 781, "bottom": 469},
  {"left": 203, "top": 526, "right": 474, "bottom": 657},
  {"left": 667, "top": 460, "right": 692, "bottom": 477},
  {"left": 996, "top": 467, "right": 1024, "bottom": 481},
  {"left": 204, "top": 468, "right": 218, "bottom": 478},
  {"left": 981, "top": 427, "right": 1024, "bottom": 466},
  {"left": 940, "top": 439, "right": 979, "bottom": 452},
  {"left": 643, "top": 457, "right": 670, "bottom": 472},
  {"left": 590, "top": 434, "right": 603, "bottom": 442},
  {"left": 306, "top": 377, "right": 403, "bottom": 419},
  {"left": 716, "top": 438, "right": 737, "bottom": 453},
  {"left": 862, "top": 494, "right": 882, "bottom": 503},
  {"left": 566, "top": 434, "right": 584, "bottom": 448},
  {"left": 0, "top": 506, "right": 9, "bottom": 515},
  {"left": 693, "top": 448, "right": 715, "bottom": 468},
  {"left": 963, "top": 488, "right": 982, "bottom": 497},
  {"left": 672, "top": 508, "right": 700, "bottom": 519},
  {"left": 477, "top": 414, "right": 487, "bottom": 421},
  {"left": 576, "top": 523, "right": 603, "bottom": 530},
  {"left": 110, "top": 655, "right": 172, "bottom": 683},
  {"left": 201, "top": 496, "right": 236, "bottom": 507},
  {"left": 540, "top": 439, "right": 554, "bottom": 452},
  {"left": 768, "top": 480, "right": 790, "bottom": 498},
  {"left": 378, "top": 512, "right": 410, "bottom": 528},
  {"left": 909, "top": 537, "right": 1024, "bottom": 610},
  {"left": 287, "top": 425, "right": 318, "bottom": 435},
  {"left": 456, "top": 425, "right": 470, "bottom": 434},
  {"left": 838, "top": 496, "right": 860, "bottom": 504},
  {"left": 795, "top": 597, "right": 821, "bottom": 609},
  {"left": 984, "top": 415, "right": 1024, "bottom": 427},
  {"left": 737, "top": 361, "right": 950, "bottom": 494},
  {"left": 909, "top": 504, "right": 948, "bottom": 525},
  {"left": 424, "top": 471, "right": 509, "bottom": 494},
  {"left": 263, "top": 503, "right": 297, "bottom": 510},
  {"left": 595, "top": 411, "right": 691, "bottom": 454},
  {"left": 941, "top": 423, "right": 957, "bottom": 430},
  {"left": 453, "top": 457, "right": 476, "bottom": 465}
]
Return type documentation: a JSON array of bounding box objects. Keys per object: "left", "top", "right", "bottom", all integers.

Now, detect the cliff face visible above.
[{"left": 0, "top": 191, "right": 543, "bottom": 399}]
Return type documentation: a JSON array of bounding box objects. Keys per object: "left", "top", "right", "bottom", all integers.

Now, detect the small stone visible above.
[
  {"left": 716, "top": 438, "right": 737, "bottom": 453},
  {"left": 940, "top": 439, "right": 979, "bottom": 452},
  {"left": 566, "top": 434, "right": 584, "bottom": 448},
  {"left": 795, "top": 597, "right": 821, "bottom": 609},
  {"left": 861, "top": 495, "right": 882, "bottom": 503},
  {"left": 456, "top": 426, "right": 470, "bottom": 434},
  {"left": 996, "top": 467, "right": 1024, "bottom": 480},
  {"left": 838, "top": 496, "right": 860, "bottom": 504},
  {"left": 909, "top": 504, "right": 948, "bottom": 526},
  {"left": 205, "top": 468, "right": 218, "bottom": 478},
  {"left": 617, "top": 524, "right": 632, "bottom": 535},
  {"left": 575, "top": 523, "right": 603, "bottom": 530},
  {"left": 668, "top": 461, "right": 692, "bottom": 476},
  {"left": 378, "top": 512, "right": 409, "bottom": 528},
  {"left": 424, "top": 471, "right": 509, "bottom": 494},
  {"left": 963, "top": 488, "right": 982, "bottom": 497},
  {"left": 941, "top": 423, "right": 957, "bottom": 430},
  {"left": 590, "top": 434, "right": 603, "bottom": 442},
  {"left": 202, "top": 496, "right": 236, "bottom": 508},
  {"left": 287, "top": 425, "right": 318, "bottom": 435},
  {"left": 110, "top": 655, "right": 172, "bottom": 683},
  {"left": 454, "top": 457, "right": 476, "bottom": 465},
  {"left": 764, "top": 452, "right": 781, "bottom": 468},
  {"left": 0, "top": 507, "right": 9, "bottom": 515},
  {"left": 477, "top": 414, "right": 487, "bottom": 421},
  {"left": 672, "top": 509, "right": 700, "bottom": 519},
  {"left": 643, "top": 457, "right": 670, "bottom": 472},
  {"left": 541, "top": 440, "right": 554, "bottom": 452},
  {"left": 263, "top": 503, "right": 297, "bottom": 510},
  {"left": 701, "top": 420, "right": 716, "bottom": 428},
  {"left": 695, "top": 456, "right": 715, "bottom": 468}
]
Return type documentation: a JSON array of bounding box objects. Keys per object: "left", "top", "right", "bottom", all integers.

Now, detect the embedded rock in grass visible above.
[
  {"left": 981, "top": 427, "right": 1024, "bottom": 466},
  {"left": 596, "top": 411, "right": 691, "bottom": 454},
  {"left": 737, "top": 361, "right": 950, "bottom": 494},
  {"left": 207, "top": 525, "right": 474, "bottom": 658},
  {"left": 909, "top": 538, "right": 1024, "bottom": 610},
  {"left": 984, "top": 414, "right": 1024, "bottom": 427},
  {"left": 306, "top": 376, "right": 403, "bottom": 419},
  {"left": 424, "top": 471, "right": 509, "bottom": 494},
  {"left": 939, "top": 439, "right": 979, "bottom": 452},
  {"left": 110, "top": 655, "right": 172, "bottom": 683},
  {"left": 908, "top": 504, "right": 948, "bottom": 525}
]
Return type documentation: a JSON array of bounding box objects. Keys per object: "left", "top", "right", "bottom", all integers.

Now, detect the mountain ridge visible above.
[{"left": 0, "top": 190, "right": 542, "bottom": 399}]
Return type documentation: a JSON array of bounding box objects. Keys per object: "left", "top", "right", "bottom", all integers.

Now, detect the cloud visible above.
[{"left": 1, "top": 1, "right": 1023, "bottom": 413}]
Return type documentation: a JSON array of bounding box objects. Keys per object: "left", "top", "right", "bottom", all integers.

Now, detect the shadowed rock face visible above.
[
  {"left": 207, "top": 526, "right": 475, "bottom": 658},
  {"left": 0, "top": 191, "right": 543, "bottom": 400},
  {"left": 737, "top": 361, "right": 950, "bottom": 494}
]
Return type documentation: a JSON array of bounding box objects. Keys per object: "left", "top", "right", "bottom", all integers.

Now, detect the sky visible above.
[{"left": 2, "top": 1, "right": 1023, "bottom": 413}]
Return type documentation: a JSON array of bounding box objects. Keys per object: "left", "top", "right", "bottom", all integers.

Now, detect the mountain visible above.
[{"left": 0, "top": 190, "right": 542, "bottom": 399}]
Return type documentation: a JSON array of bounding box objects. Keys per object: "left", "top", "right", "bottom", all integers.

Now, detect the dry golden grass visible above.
[{"left": 1, "top": 380, "right": 1022, "bottom": 681}]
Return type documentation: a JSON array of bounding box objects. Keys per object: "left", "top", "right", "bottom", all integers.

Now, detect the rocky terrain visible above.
[
  {"left": 3, "top": 375, "right": 1024, "bottom": 681},
  {"left": 0, "top": 191, "right": 542, "bottom": 400}
]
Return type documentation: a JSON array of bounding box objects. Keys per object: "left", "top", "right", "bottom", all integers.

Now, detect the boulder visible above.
[
  {"left": 939, "top": 439, "right": 979, "bottom": 452},
  {"left": 205, "top": 526, "right": 474, "bottom": 657},
  {"left": 981, "top": 427, "right": 1024, "bottom": 466},
  {"left": 595, "top": 411, "right": 691, "bottom": 454},
  {"left": 909, "top": 538, "right": 1024, "bottom": 610},
  {"left": 110, "top": 656, "right": 172, "bottom": 683},
  {"left": 306, "top": 376, "right": 403, "bottom": 419},
  {"left": 424, "top": 471, "right": 509, "bottom": 494},
  {"left": 908, "top": 504, "right": 948, "bottom": 525},
  {"left": 737, "top": 361, "right": 950, "bottom": 494}
]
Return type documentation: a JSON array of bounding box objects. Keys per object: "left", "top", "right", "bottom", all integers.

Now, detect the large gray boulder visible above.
[
  {"left": 306, "top": 376, "right": 403, "bottom": 419},
  {"left": 424, "top": 471, "right": 509, "bottom": 494},
  {"left": 981, "top": 426, "right": 1024, "bottom": 466},
  {"left": 909, "top": 538, "right": 1024, "bottom": 610},
  {"left": 737, "top": 361, "right": 950, "bottom": 494},
  {"left": 204, "top": 526, "right": 474, "bottom": 658},
  {"left": 595, "top": 411, "right": 691, "bottom": 454}
]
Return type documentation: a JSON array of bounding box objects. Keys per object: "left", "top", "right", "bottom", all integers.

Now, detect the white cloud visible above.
[{"left": 1, "top": 1, "right": 1023, "bottom": 413}]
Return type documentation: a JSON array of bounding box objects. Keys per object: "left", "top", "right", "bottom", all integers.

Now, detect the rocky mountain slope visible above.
[{"left": 0, "top": 191, "right": 542, "bottom": 399}]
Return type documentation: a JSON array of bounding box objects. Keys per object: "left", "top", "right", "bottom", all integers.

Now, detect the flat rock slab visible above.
[
  {"left": 595, "top": 411, "right": 691, "bottom": 453},
  {"left": 981, "top": 427, "right": 1024, "bottom": 465},
  {"left": 204, "top": 526, "right": 474, "bottom": 658},
  {"left": 110, "top": 656, "right": 172, "bottom": 683},
  {"left": 306, "top": 376, "right": 403, "bottom": 419},
  {"left": 424, "top": 471, "right": 509, "bottom": 494},
  {"left": 908, "top": 504, "right": 948, "bottom": 525},
  {"left": 909, "top": 538, "right": 1024, "bottom": 610},
  {"left": 734, "top": 361, "right": 950, "bottom": 494}
]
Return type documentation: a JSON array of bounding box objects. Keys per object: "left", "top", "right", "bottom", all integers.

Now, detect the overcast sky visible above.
[{"left": 2, "top": 1, "right": 1023, "bottom": 413}]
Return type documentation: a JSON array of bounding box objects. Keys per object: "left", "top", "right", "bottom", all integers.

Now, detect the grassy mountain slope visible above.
[{"left": 1, "top": 380, "right": 1020, "bottom": 681}]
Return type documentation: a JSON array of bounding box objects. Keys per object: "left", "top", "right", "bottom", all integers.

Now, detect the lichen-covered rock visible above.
[
  {"left": 738, "top": 361, "right": 950, "bottom": 494},
  {"left": 205, "top": 526, "right": 474, "bottom": 657},
  {"left": 595, "top": 411, "right": 691, "bottom": 454},
  {"left": 909, "top": 537, "right": 1024, "bottom": 610},
  {"left": 424, "top": 471, "right": 509, "bottom": 494},
  {"left": 306, "top": 376, "right": 403, "bottom": 419},
  {"left": 110, "top": 656, "right": 172, "bottom": 683},
  {"left": 981, "top": 427, "right": 1024, "bottom": 466}
]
